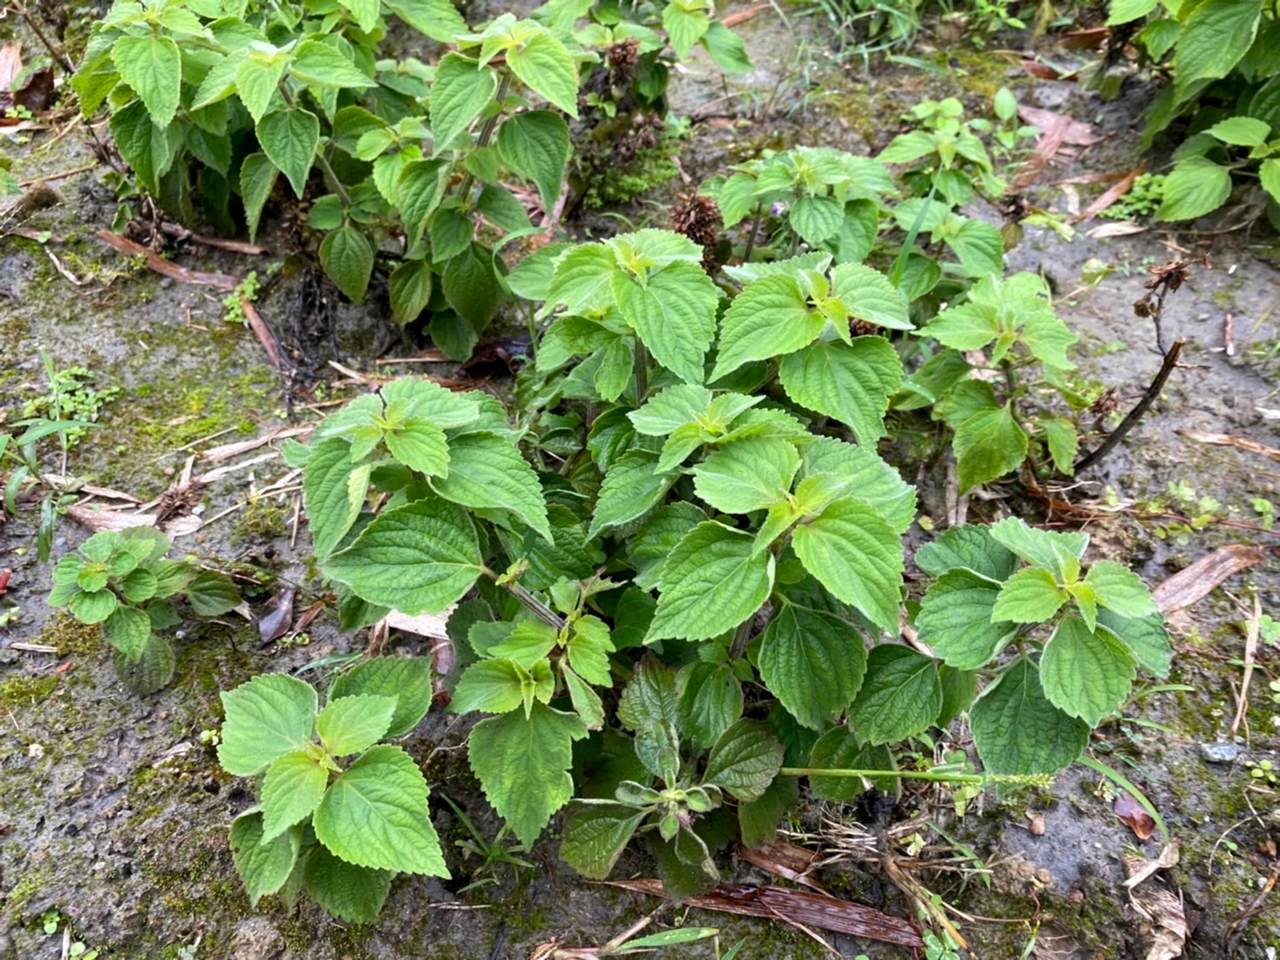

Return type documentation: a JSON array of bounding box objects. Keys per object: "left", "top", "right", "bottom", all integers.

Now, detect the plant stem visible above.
[
  {"left": 1074, "top": 337, "right": 1185, "bottom": 473},
  {"left": 742, "top": 203, "right": 764, "bottom": 263},
  {"left": 633, "top": 339, "right": 648, "bottom": 403},
  {"left": 455, "top": 74, "right": 511, "bottom": 207},
  {"left": 484, "top": 568, "right": 565, "bottom": 629},
  {"left": 779, "top": 766, "right": 987, "bottom": 785}
]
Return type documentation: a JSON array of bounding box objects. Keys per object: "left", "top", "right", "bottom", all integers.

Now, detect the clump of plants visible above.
[
  {"left": 202, "top": 219, "right": 1171, "bottom": 918},
  {"left": 1106, "top": 0, "right": 1279, "bottom": 224},
  {"left": 47, "top": 528, "right": 240, "bottom": 692}
]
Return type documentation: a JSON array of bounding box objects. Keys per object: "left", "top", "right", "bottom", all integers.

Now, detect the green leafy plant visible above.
[
  {"left": 915, "top": 518, "right": 1171, "bottom": 770},
  {"left": 47, "top": 528, "right": 240, "bottom": 692},
  {"left": 217, "top": 660, "right": 445, "bottom": 921},
  {"left": 876, "top": 96, "right": 1006, "bottom": 204},
  {"left": 1106, "top": 0, "right": 1279, "bottom": 224}
]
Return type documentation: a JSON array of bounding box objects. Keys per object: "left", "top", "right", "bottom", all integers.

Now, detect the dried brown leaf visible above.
[
  {"left": 1114, "top": 792, "right": 1156, "bottom": 840},
  {"left": 1152, "top": 545, "right": 1268, "bottom": 614}
]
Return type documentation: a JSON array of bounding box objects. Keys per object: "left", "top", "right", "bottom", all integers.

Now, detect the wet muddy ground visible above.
[{"left": 1, "top": 4, "right": 1279, "bottom": 959}]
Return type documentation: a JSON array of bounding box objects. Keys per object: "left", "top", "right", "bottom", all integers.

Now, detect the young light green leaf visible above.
[
  {"left": 791, "top": 498, "right": 903, "bottom": 633},
  {"left": 430, "top": 53, "right": 496, "bottom": 153},
  {"left": 988, "top": 516, "right": 1088, "bottom": 575},
  {"left": 290, "top": 40, "right": 375, "bottom": 89},
  {"left": 218, "top": 673, "right": 318, "bottom": 777},
  {"left": 316, "top": 693, "right": 398, "bottom": 756},
  {"left": 1157, "top": 157, "right": 1232, "bottom": 221},
  {"left": 1083, "top": 561, "right": 1158, "bottom": 618},
  {"left": 848, "top": 645, "right": 941, "bottom": 745},
  {"left": 628, "top": 384, "right": 715, "bottom": 435},
  {"left": 330, "top": 657, "right": 433, "bottom": 737},
  {"left": 692, "top": 437, "right": 800, "bottom": 514},
  {"left": 313, "top": 744, "right": 449, "bottom": 876},
  {"left": 1039, "top": 617, "right": 1136, "bottom": 726},
  {"left": 627, "top": 502, "right": 706, "bottom": 590},
  {"left": 830, "top": 263, "right": 912, "bottom": 331},
  {"left": 971, "top": 659, "right": 1088, "bottom": 774},
  {"left": 322, "top": 498, "right": 483, "bottom": 614},
  {"left": 646, "top": 522, "right": 774, "bottom": 642},
  {"left": 916, "top": 570, "right": 1016, "bottom": 669},
  {"left": 991, "top": 567, "right": 1067, "bottom": 624},
  {"left": 468, "top": 703, "right": 587, "bottom": 846},
  {"left": 506, "top": 29, "right": 579, "bottom": 117},
  {"left": 261, "top": 751, "right": 330, "bottom": 841},
  {"left": 758, "top": 605, "right": 868, "bottom": 730},
  {"left": 385, "top": 0, "right": 468, "bottom": 42},
  {"left": 779, "top": 337, "right": 903, "bottom": 444}
]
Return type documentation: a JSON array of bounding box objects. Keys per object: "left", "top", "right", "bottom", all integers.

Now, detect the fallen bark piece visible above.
[
  {"left": 201, "top": 426, "right": 313, "bottom": 463},
  {"left": 1152, "top": 545, "right": 1268, "bottom": 615},
  {"left": 739, "top": 840, "right": 826, "bottom": 891},
  {"left": 605, "top": 880, "right": 923, "bottom": 948},
  {"left": 65, "top": 502, "right": 201, "bottom": 537},
  {"left": 95, "top": 229, "right": 239, "bottom": 291},
  {"left": 1178, "top": 429, "right": 1280, "bottom": 464},
  {"left": 1018, "top": 105, "right": 1103, "bottom": 145},
  {"left": 1072, "top": 164, "right": 1147, "bottom": 223}
]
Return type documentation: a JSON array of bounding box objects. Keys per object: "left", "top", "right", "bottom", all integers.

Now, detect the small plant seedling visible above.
[{"left": 47, "top": 528, "right": 240, "bottom": 693}]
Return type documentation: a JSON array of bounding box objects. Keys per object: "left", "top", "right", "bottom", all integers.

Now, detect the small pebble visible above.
[{"left": 1200, "top": 742, "right": 1239, "bottom": 764}]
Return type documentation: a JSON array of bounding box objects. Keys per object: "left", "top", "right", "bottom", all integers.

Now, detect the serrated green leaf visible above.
[
  {"left": 323, "top": 498, "right": 482, "bottom": 614},
  {"left": 971, "top": 659, "right": 1088, "bottom": 774},
  {"left": 432, "top": 431, "right": 552, "bottom": 542},
  {"left": 1106, "top": 0, "right": 1156, "bottom": 25},
  {"left": 1156, "top": 157, "right": 1232, "bottom": 221},
  {"left": 1096, "top": 609, "right": 1171, "bottom": 677},
  {"left": 330, "top": 657, "right": 432, "bottom": 737},
  {"left": 791, "top": 498, "right": 903, "bottom": 633},
  {"left": 112, "top": 35, "right": 181, "bottom": 127},
  {"left": 1039, "top": 617, "right": 1136, "bottom": 726},
  {"left": 303, "top": 846, "right": 393, "bottom": 923},
  {"left": 712, "top": 275, "right": 824, "bottom": 380},
  {"left": 430, "top": 54, "right": 496, "bottom": 153},
  {"left": 628, "top": 502, "right": 706, "bottom": 590},
  {"left": 103, "top": 604, "right": 151, "bottom": 660},
  {"left": 239, "top": 153, "right": 278, "bottom": 242},
  {"left": 848, "top": 645, "right": 941, "bottom": 745},
  {"left": 799, "top": 437, "right": 916, "bottom": 534},
  {"left": 677, "top": 661, "right": 743, "bottom": 751},
  {"left": 68, "top": 588, "right": 117, "bottom": 624},
  {"left": 468, "top": 703, "right": 587, "bottom": 846},
  {"left": 915, "top": 524, "right": 1017, "bottom": 581},
  {"left": 261, "top": 751, "right": 329, "bottom": 841},
  {"left": 954, "top": 404, "right": 1027, "bottom": 491},
  {"left": 302, "top": 438, "right": 370, "bottom": 559},
  {"left": 703, "top": 719, "right": 784, "bottom": 801},
  {"left": 497, "top": 110, "right": 569, "bottom": 213},
  {"left": 614, "top": 262, "right": 717, "bottom": 385},
  {"left": 646, "top": 522, "right": 774, "bottom": 642},
  {"left": 313, "top": 744, "right": 448, "bottom": 875},
  {"left": 790, "top": 194, "right": 843, "bottom": 245},
  {"left": 506, "top": 29, "right": 578, "bottom": 117},
  {"left": 218, "top": 673, "right": 318, "bottom": 777},
  {"left": 230, "top": 811, "right": 300, "bottom": 907},
  {"left": 385, "top": 0, "right": 467, "bottom": 42},
  {"left": 290, "top": 40, "right": 375, "bottom": 89},
  {"left": 316, "top": 693, "right": 398, "bottom": 756},
  {"left": 692, "top": 437, "right": 799, "bottom": 514},
  {"left": 1084, "top": 561, "right": 1158, "bottom": 618},
  {"left": 779, "top": 337, "right": 902, "bottom": 444},
  {"left": 988, "top": 516, "right": 1088, "bottom": 575},
  {"left": 991, "top": 567, "right": 1067, "bottom": 624},
  {"left": 560, "top": 802, "right": 646, "bottom": 879},
  {"left": 588, "top": 450, "right": 678, "bottom": 539},
  {"left": 320, "top": 227, "right": 374, "bottom": 303},
  {"left": 186, "top": 571, "right": 240, "bottom": 616},
  {"left": 758, "top": 604, "right": 868, "bottom": 730},
  {"left": 388, "top": 259, "right": 433, "bottom": 326},
  {"left": 830, "top": 263, "right": 911, "bottom": 331},
  {"left": 114, "top": 634, "right": 175, "bottom": 695},
  {"left": 916, "top": 570, "right": 1016, "bottom": 669},
  {"left": 806, "top": 726, "right": 895, "bottom": 800},
  {"left": 451, "top": 658, "right": 528, "bottom": 714},
  {"left": 1172, "top": 0, "right": 1260, "bottom": 93},
  {"left": 257, "top": 108, "right": 320, "bottom": 198}
]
